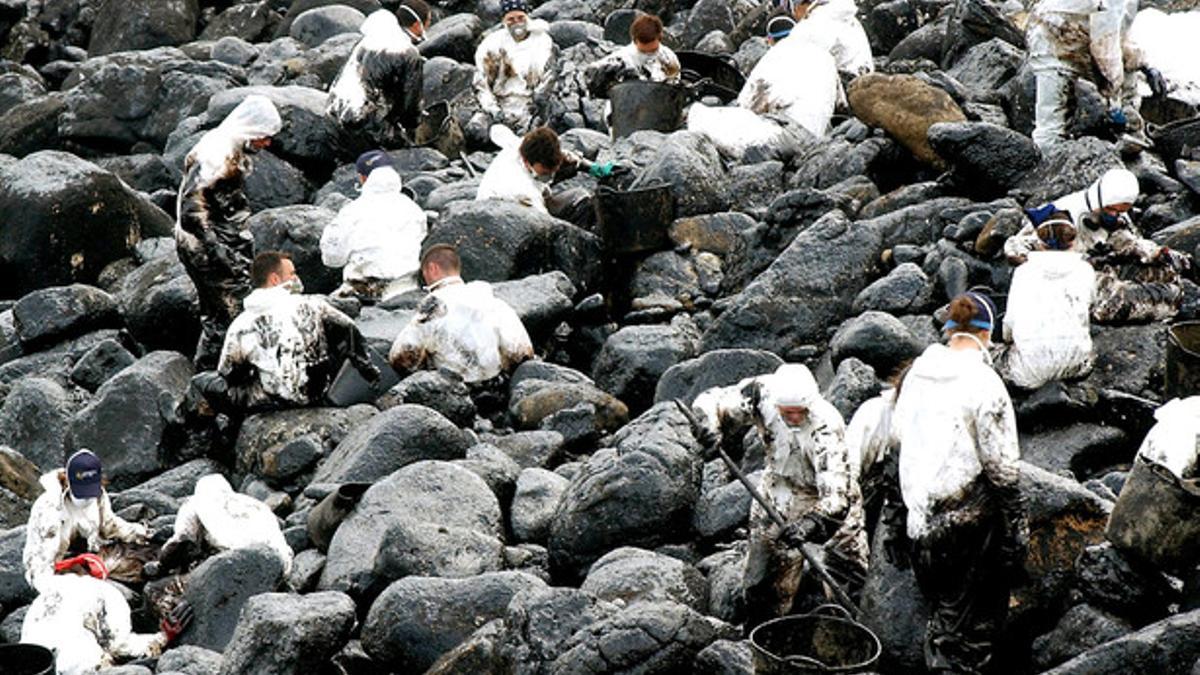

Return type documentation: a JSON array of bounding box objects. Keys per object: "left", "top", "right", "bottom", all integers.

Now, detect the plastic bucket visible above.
[
  {"left": 1107, "top": 457, "right": 1200, "bottom": 575},
  {"left": 750, "top": 605, "right": 882, "bottom": 675},
  {"left": 677, "top": 50, "right": 746, "bottom": 102},
  {"left": 1166, "top": 321, "right": 1200, "bottom": 400},
  {"left": 594, "top": 182, "right": 675, "bottom": 255},
  {"left": 0, "top": 644, "right": 56, "bottom": 675},
  {"left": 607, "top": 80, "right": 689, "bottom": 138}
]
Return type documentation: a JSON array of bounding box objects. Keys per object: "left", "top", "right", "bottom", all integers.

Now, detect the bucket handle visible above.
[{"left": 806, "top": 603, "right": 854, "bottom": 621}]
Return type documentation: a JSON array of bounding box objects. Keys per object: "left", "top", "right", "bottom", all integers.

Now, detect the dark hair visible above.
[
  {"left": 399, "top": 0, "right": 431, "bottom": 25},
  {"left": 630, "top": 14, "right": 663, "bottom": 44},
  {"left": 519, "top": 127, "right": 563, "bottom": 170},
  {"left": 421, "top": 244, "right": 461, "bottom": 276},
  {"left": 251, "top": 251, "right": 291, "bottom": 288},
  {"left": 945, "top": 292, "right": 995, "bottom": 336}
]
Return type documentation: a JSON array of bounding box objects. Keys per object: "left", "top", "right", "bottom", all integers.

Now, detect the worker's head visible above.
[
  {"left": 944, "top": 290, "right": 997, "bottom": 348},
  {"left": 519, "top": 126, "right": 563, "bottom": 178},
  {"left": 421, "top": 244, "right": 462, "bottom": 286},
  {"left": 777, "top": 0, "right": 817, "bottom": 21},
  {"left": 501, "top": 0, "right": 531, "bottom": 40},
  {"left": 398, "top": 0, "right": 432, "bottom": 44},
  {"left": 630, "top": 14, "right": 664, "bottom": 54},
  {"left": 771, "top": 364, "right": 819, "bottom": 428},
  {"left": 355, "top": 149, "right": 394, "bottom": 185},
  {"left": 65, "top": 449, "right": 103, "bottom": 502},
  {"left": 251, "top": 251, "right": 301, "bottom": 293},
  {"left": 765, "top": 15, "right": 796, "bottom": 44},
  {"left": 1085, "top": 168, "right": 1139, "bottom": 230},
  {"left": 1035, "top": 212, "right": 1077, "bottom": 251}
]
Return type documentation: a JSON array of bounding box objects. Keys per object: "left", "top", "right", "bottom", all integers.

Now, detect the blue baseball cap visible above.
[
  {"left": 66, "top": 449, "right": 102, "bottom": 499},
  {"left": 355, "top": 150, "right": 394, "bottom": 179}
]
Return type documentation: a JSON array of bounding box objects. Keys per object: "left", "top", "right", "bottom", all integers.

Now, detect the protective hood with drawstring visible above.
[
  {"left": 327, "top": 10, "right": 424, "bottom": 145},
  {"left": 789, "top": 0, "right": 874, "bottom": 76},
  {"left": 996, "top": 251, "right": 1095, "bottom": 389},
  {"left": 161, "top": 474, "right": 293, "bottom": 574},
  {"left": 22, "top": 574, "right": 169, "bottom": 675},
  {"left": 321, "top": 166, "right": 427, "bottom": 300},
  {"left": 737, "top": 37, "right": 841, "bottom": 137},
  {"left": 183, "top": 95, "right": 282, "bottom": 189},
  {"left": 1136, "top": 396, "right": 1200, "bottom": 479},
  {"left": 23, "top": 471, "right": 148, "bottom": 594},
  {"left": 473, "top": 18, "right": 555, "bottom": 131},
  {"left": 891, "top": 343, "right": 1021, "bottom": 540},
  {"left": 475, "top": 124, "right": 549, "bottom": 211},
  {"left": 388, "top": 276, "right": 534, "bottom": 383}
]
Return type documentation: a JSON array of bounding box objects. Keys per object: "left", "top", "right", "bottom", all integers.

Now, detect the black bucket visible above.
[
  {"left": 0, "top": 644, "right": 56, "bottom": 675},
  {"left": 677, "top": 50, "right": 746, "bottom": 102},
  {"left": 594, "top": 182, "right": 675, "bottom": 255},
  {"left": 1107, "top": 457, "right": 1200, "bottom": 575},
  {"left": 750, "top": 605, "right": 882, "bottom": 675},
  {"left": 1166, "top": 321, "right": 1200, "bottom": 399},
  {"left": 307, "top": 482, "right": 373, "bottom": 553},
  {"left": 1148, "top": 115, "right": 1200, "bottom": 164},
  {"left": 607, "top": 80, "right": 689, "bottom": 138},
  {"left": 414, "top": 100, "right": 465, "bottom": 157}
]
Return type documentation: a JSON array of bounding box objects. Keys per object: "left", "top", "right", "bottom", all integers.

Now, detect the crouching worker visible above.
[
  {"left": 321, "top": 150, "right": 428, "bottom": 303},
  {"left": 889, "top": 291, "right": 1027, "bottom": 674},
  {"left": 147, "top": 474, "right": 292, "bottom": 577},
  {"left": 23, "top": 450, "right": 149, "bottom": 595},
  {"left": 22, "top": 574, "right": 191, "bottom": 675},
  {"left": 389, "top": 245, "right": 534, "bottom": 413},
  {"left": 476, "top": 125, "right": 626, "bottom": 227},
  {"left": 691, "top": 363, "right": 868, "bottom": 628},
  {"left": 190, "top": 251, "right": 380, "bottom": 415}
]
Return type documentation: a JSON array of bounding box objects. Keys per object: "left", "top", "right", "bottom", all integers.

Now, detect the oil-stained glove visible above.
[
  {"left": 1142, "top": 66, "right": 1168, "bottom": 98},
  {"left": 54, "top": 553, "right": 109, "bottom": 580},
  {"left": 161, "top": 601, "right": 194, "bottom": 644}
]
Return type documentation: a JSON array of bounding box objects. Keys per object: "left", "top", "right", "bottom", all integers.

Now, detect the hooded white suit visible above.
[
  {"left": 161, "top": 474, "right": 293, "bottom": 573},
  {"left": 473, "top": 19, "right": 556, "bottom": 132},
  {"left": 790, "top": 0, "right": 875, "bottom": 77},
  {"left": 475, "top": 124, "right": 549, "bottom": 212},
  {"left": 1136, "top": 397, "right": 1200, "bottom": 480},
  {"left": 321, "top": 166, "right": 428, "bottom": 301}
]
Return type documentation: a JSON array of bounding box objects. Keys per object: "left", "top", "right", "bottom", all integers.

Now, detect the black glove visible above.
[
  {"left": 883, "top": 533, "right": 910, "bottom": 570},
  {"left": 1143, "top": 66, "right": 1168, "bottom": 98},
  {"left": 779, "top": 512, "right": 838, "bottom": 549},
  {"left": 161, "top": 600, "right": 194, "bottom": 643},
  {"left": 694, "top": 424, "right": 720, "bottom": 449}
]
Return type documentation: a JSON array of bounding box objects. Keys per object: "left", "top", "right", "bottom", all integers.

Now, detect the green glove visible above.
[{"left": 589, "top": 161, "right": 616, "bottom": 178}]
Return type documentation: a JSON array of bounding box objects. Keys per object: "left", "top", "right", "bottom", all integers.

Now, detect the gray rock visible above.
[
  {"left": 0, "top": 151, "right": 172, "bottom": 298},
  {"left": 0, "top": 70, "right": 45, "bottom": 118},
  {"left": 548, "top": 403, "right": 704, "bottom": 580},
  {"left": 946, "top": 37, "right": 1023, "bottom": 97},
  {"left": 692, "top": 470, "right": 759, "bottom": 541},
  {"left": 1012, "top": 136, "right": 1122, "bottom": 206},
  {"left": 246, "top": 205, "right": 340, "bottom": 295},
  {"left": 684, "top": 0, "right": 734, "bottom": 47},
  {"left": 319, "top": 460, "right": 503, "bottom": 598},
  {"left": 453, "top": 443, "right": 522, "bottom": 507},
  {"left": 218, "top": 591, "right": 356, "bottom": 675},
  {"left": 69, "top": 338, "right": 136, "bottom": 393},
  {"left": 859, "top": 521, "right": 930, "bottom": 672},
  {"left": 0, "top": 526, "right": 32, "bottom": 611},
  {"left": 0, "top": 377, "right": 73, "bottom": 471},
  {"left": 1019, "top": 424, "right": 1131, "bottom": 478},
  {"left": 1152, "top": 215, "right": 1200, "bottom": 256},
  {"left": 581, "top": 546, "right": 708, "bottom": 613},
  {"left": 1086, "top": 324, "right": 1167, "bottom": 401},
  {"left": 495, "top": 585, "right": 620, "bottom": 669},
  {"left": 211, "top": 37, "right": 260, "bottom": 67},
  {"left": 234, "top": 405, "right": 375, "bottom": 484},
  {"left": 157, "top": 645, "right": 223, "bottom": 675},
  {"left": 312, "top": 404, "right": 474, "bottom": 484},
  {"left": 205, "top": 86, "right": 341, "bottom": 172},
  {"left": 669, "top": 212, "right": 758, "bottom": 257},
  {"left": 852, "top": 262, "right": 935, "bottom": 315},
  {"left": 638, "top": 131, "right": 729, "bottom": 217},
  {"left": 181, "top": 546, "right": 285, "bottom": 652},
  {"left": 655, "top": 349, "right": 784, "bottom": 407},
  {"left": 829, "top": 311, "right": 925, "bottom": 379},
  {"left": 928, "top": 121, "right": 1040, "bottom": 197},
  {"left": 693, "top": 639, "right": 754, "bottom": 675},
  {"left": 697, "top": 547, "right": 746, "bottom": 625},
  {"left": 68, "top": 351, "right": 193, "bottom": 489},
  {"left": 287, "top": 548, "right": 326, "bottom": 593},
  {"left": 508, "top": 380, "right": 628, "bottom": 438},
  {"left": 1041, "top": 608, "right": 1200, "bottom": 675},
  {"left": 94, "top": 154, "right": 177, "bottom": 195},
  {"left": 13, "top": 284, "right": 120, "bottom": 349},
  {"left": 1075, "top": 542, "right": 1177, "bottom": 624},
  {"left": 424, "top": 618, "right": 505, "bottom": 675},
  {"left": 384, "top": 370, "right": 476, "bottom": 428},
  {"left": 593, "top": 320, "right": 700, "bottom": 414},
  {"left": 115, "top": 254, "right": 201, "bottom": 355},
  {"left": 244, "top": 150, "right": 312, "bottom": 213},
  {"left": 201, "top": 2, "right": 281, "bottom": 42},
  {"left": 88, "top": 0, "right": 199, "bottom": 55},
  {"left": 362, "top": 571, "right": 547, "bottom": 672},
  {"left": 1033, "top": 604, "right": 1135, "bottom": 671},
  {"left": 127, "top": 459, "right": 221, "bottom": 501},
  {"left": 511, "top": 468, "right": 570, "bottom": 545},
  {"left": 0, "top": 93, "right": 68, "bottom": 157},
  {"left": 823, "top": 356, "right": 883, "bottom": 422},
  {"left": 492, "top": 271, "right": 577, "bottom": 340},
  {"left": 418, "top": 13, "right": 483, "bottom": 64},
  {"left": 486, "top": 431, "right": 566, "bottom": 470},
  {"left": 289, "top": 6, "right": 365, "bottom": 47}
]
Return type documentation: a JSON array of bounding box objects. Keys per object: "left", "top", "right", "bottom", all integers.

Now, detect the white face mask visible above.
[
  {"left": 508, "top": 22, "right": 529, "bottom": 40},
  {"left": 281, "top": 278, "right": 305, "bottom": 295},
  {"left": 69, "top": 493, "right": 93, "bottom": 507}
]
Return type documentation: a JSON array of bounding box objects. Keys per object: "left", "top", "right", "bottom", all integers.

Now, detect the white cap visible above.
[
  {"left": 770, "top": 363, "right": 819, "bottom": 408},
  {"left": 1084, "top": 168, "right": 1139, "bottom": 212}
]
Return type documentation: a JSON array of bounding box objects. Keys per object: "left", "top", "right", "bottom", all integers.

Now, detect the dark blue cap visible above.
[
  {"left": 66, "top": 449, "right": 102, "bottom": 499},
  {"left": 355, "top": 150, "right": 394, "bottom": 179}
]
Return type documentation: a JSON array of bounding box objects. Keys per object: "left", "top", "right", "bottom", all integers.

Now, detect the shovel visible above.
[{"left": 673, "top": 399, "right": 860, "bottom": 616}]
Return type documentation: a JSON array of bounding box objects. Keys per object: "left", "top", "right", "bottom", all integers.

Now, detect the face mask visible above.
[
  {"left": 508, "top": 22, "right": 529, "bottom": 40},
  {"left": 281, "top": 278, "right": 304, "bottom": 295},
  {"left": 405, "top": 27, "right": 425, "bottom": 45},
  {"left": 69, "top": 493, "right": 92, "bottom": 507},
  {"left": 1099, "top": 211, "right": 1122, "bottom": 230}
]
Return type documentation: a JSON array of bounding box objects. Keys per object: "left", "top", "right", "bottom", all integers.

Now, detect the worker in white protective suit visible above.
[
  {"left": 887, "top": 291, "right": 1027, "bottom": 674},
  {"left": 1026, "top": 0, "right": 1164, "bottom": 149},
  {"left": 1133, "top": 396, "right": 1200, "bottom": 480},
  {"left": 176, "top": 95, "right": 282, "bottom": 370},
  {"left": 23, "top": 450, "right": 148, "bottom": 595},
  {"left": 844, "top": 387, "right": 898, "bottom": 539},
  {"left": 326, "top": 2, "right": 430, "bottom": 153},
  {"left": 21, "top": 574, "right": 191, "bottom": 675},
  {"left": 779, "top": 0, "right": 874, "bottom": 78},
  {"left": 995, "top": 249, "right": 1096, "bottom": 390},
  {"left": 471, "top": 0, "right": 556, "bottom": 135},
  {"left": 321, "top": 150, "right": 428, "bottom": 303},
  {"left": 1129, "top": 8, "right": 1200, "bottom": 107},
  {"left": 192, "top": 251, "right": 379, "bottom": 414},
  {"left": 1006, "top": 168, "right": 1148, "bottom": 260},
  {"left": 389, "top": 244, "right": 534, "bottom": 386},
  {"left": 149, "top": 474, "right": 293, "bottom": 576},
  {"left": 691, "top": 363, "right": 868, "bottom": 627},
  {"left": 584, "top": 13, "right": 681, "bottom": 123}
]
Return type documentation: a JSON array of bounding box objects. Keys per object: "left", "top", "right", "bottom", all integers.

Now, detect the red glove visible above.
[
  {"left": 160, "top": 601, "right": 194, "bottom": 644},
  {"left": 54, "top": 553, "right": 109, "bottom": 580}
]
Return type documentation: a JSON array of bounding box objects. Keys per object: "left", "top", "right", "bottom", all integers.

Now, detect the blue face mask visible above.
[{"left": 1099, "top": 211, "right": 1121, "bottom": 230}]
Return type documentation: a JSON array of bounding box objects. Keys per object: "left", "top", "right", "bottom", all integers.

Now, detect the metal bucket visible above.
[
  {"left": 1166, "top": 321, "right": 1200, "bottom": 399},
  {"left": 594, "top": 182, "right": 675, "bottom": 255},
  {"left": 607, "top": 80, "right": 689, "bottom": 138},
  {"left": 750, "top": 604, "right": 882, "bottom": 675},
  {"left": 0, "top": 644, "right": 56, "bottom": 675},
  {"left": 677, "top": 50, "right": 746, "bottom": 102},
  {"left": 414, "top": 100, "right": 465, "bottom": 158},
  {"left": 1107, "top": 457, "right": 1200, "bottom": 575}
]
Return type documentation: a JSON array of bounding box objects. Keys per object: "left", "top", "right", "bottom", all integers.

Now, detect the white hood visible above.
[{"left": 187, "top": 95, "right": 282, "bottom": 186}]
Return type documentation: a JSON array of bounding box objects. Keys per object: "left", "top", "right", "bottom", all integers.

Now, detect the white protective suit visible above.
[
  {"left": 475, "top": 124, "right": 548, "bottom": 212},
  {"left": 22, "top": 575, "right": 168, "bottom": 675},
  {"left": 1026, "top": 0, "right": 1141, "bottom": 148},
  {"left": 217, "top": 286, "right": 364, "bottom": 407},
  {"left": 326, "top": 10, "right": 424, "bottom": 141},
  {"left": 790, "top": 0, "right": 875, "bottom": 77},
  {"left": 737, "top": 38, "right": 841, "bottom": 137},
  {"left": 389, "top": 276, "right": 535, "bottom": 383},
  {"left": 473, "top": 20, "right": 555, "bottom": 132},
  {"left": 161, "top": 474, "right": 293, "bottom": 573},
  {"left": 586, "top": 42, "right": 682, "bottom": 85},
  {"left": 892, "top": 343, "right": 1021, "bottom": 540},
  {"left": 1136, "top": 396, "right": 1200, "bottom": 479},
  {"left": 1129, "top": 8, "right": 1200, "bottom": 106},
  {"left": 321, "top": 166, "right": 428, "bottom": 301},
  {"left": 23, "top": 472, "right": 148, "bottom": 594},
  {"left": 997, "top": 251, "right": 1096, "bottom": 389},
  {"left": 845, "top": 388, "right": 896, "bottom": 484}
]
